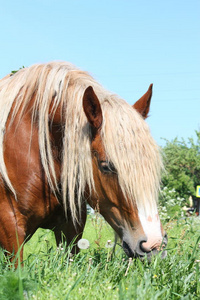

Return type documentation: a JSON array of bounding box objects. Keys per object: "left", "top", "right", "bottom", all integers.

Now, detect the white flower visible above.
[
  {"left": 105, "top": 240, "right": 114, "bottom": 248},
  {"left": 57, "top": 245, "right": 64, "bottom": 251},
  {"left": 77, "top": 239, "right": 90, "bottom": 249}
]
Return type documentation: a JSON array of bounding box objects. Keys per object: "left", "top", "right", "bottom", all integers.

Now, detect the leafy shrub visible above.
[
  {"left": 159, "top": 186, "right": 186, "bottom": 222},
  {"left": 161, "top": 131, "right": 200, "bottom": 200}
]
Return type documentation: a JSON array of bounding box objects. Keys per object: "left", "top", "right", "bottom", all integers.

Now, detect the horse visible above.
[{"left": 0, "top": 62, "right": 167, "bottom": 264}]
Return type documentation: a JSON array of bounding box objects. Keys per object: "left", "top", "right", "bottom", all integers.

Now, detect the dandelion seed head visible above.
[
  {"left": 105, "top": 240, "right": 114, "bottom": 248},
  {"left": 77, "top": 238, "right": 90, "bottom": 249}
]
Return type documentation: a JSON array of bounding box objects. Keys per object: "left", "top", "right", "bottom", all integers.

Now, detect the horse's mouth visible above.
[{"left": 122, "top": 240, "right": 135, "bottom": 257}]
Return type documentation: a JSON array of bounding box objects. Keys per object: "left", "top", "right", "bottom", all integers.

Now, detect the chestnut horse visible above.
[{"left": 0, "top": 62, "right": 167, "bottom": 263}]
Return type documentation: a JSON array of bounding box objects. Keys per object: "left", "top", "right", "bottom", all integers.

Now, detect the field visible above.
[{"left": 0, "top": 214, "right": 200, "bottom": 300}]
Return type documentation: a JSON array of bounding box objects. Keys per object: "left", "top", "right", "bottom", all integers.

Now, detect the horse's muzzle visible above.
[{"left": 122, "top": 233, "right": 168, "bottom": 260}]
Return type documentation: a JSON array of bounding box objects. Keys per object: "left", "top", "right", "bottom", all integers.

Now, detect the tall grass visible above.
[{"left": 0, "top": 215, "right": 200, "bottom": 299}]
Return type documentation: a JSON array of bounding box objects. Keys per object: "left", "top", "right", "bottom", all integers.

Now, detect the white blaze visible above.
[{"left": 139, "top": 211, "right": 163, "bottom": 251}]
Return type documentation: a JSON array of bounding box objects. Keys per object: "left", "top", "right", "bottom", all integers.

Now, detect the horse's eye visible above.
[{"left": 99, "top": 161, "right": 116, "bottom": 174}]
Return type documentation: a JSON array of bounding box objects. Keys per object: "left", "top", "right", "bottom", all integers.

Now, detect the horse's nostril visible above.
[
  {"left": 137, "top": 239, "right": 150, "bottom": 255},
  {"left": 140, "top": 240, "right": 152, "bottom": 252},
  {"left": 139, "top": 234, "right": 168, "bottom": 260}
]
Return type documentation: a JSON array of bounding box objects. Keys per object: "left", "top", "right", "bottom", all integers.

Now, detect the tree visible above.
[{"left": 161, "top": 130, "right": 200, "bottom": 202}]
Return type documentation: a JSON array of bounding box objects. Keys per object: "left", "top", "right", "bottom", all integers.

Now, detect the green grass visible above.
[{"left": 1, "top": 215, "right": 200, "bottom": 299}]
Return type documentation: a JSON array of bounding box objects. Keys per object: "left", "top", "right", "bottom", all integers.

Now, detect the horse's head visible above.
[{"left": 82, "top": 85, "right": 167, "bottom": 260}]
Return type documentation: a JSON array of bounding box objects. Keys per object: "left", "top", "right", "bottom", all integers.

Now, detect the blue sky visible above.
[{"left": 1, "top": 0, "right": 199, "bottom": 146}]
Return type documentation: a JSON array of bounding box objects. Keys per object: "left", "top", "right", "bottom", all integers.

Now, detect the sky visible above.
[{"left": 0, "top": 0, "right": 199, "bottom": 146}]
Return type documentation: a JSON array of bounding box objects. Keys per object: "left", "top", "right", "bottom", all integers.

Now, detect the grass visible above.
[{"left": 0, "top": 214, "right": 200, "bottom": 299}]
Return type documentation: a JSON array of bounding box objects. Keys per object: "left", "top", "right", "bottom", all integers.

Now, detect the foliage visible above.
[
  {"left": 11, "top": 66, "right": 25, "bottom": 75},
  {"left": 1, "top": 216, "right": 200, "bottom": 299},
  {"left": 159, "top": 187, "right": 186, "bottom": 222},
  {"left": 161, "top": 130, "right": 200, "bottom": 201}
]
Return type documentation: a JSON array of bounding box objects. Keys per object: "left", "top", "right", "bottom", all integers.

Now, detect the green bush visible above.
[
  {"left": 161, "top": 131, "right": 200, "bottom": 200},
  {"left": 159, "top": 187, "right": 186, "bottom": 222}
]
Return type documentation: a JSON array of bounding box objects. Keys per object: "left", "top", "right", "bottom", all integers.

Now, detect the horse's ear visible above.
[
  {"left": 133, "top": 84, "right": 153, "bottom": 119},
  {"left": 83, "top": 86, "right": 103, "bottom": 129}
]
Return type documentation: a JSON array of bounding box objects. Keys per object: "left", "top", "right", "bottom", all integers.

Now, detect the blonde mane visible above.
[{"left": 0, "top": 62, "right": 162, "bottom": 222}]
